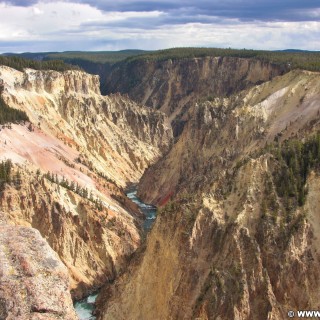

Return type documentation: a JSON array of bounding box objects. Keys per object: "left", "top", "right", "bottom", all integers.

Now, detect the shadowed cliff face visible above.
[
  {"left": 0, "top": 224, "right": 78, "bottom": 320},
  {"left": 138, "top": 70, "right": 320, "bottom": 205},
  {"left": 97, "top": 70, "right": 320, "bottom": 320},
  {"left": 105, "top": 57, "right": 285, "bottom": 135}
]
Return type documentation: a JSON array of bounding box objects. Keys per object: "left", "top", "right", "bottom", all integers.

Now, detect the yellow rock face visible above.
[
  {"left": 0, "top": 65, "right": 172, "bottom": 299},
  {"left": 98, "top": 70, "right": 320, "bottom": 320},
  {"left": 0, "top": 65, "right": 172, "bottom": 187}
]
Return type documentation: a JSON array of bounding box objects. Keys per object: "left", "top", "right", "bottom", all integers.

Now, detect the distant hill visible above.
[
  {"left": 2, "top": 50, "right": 150, "bottom": 64},
  {"left": 0, "top": 55, "right": 81, "bottom": 72},
  {"left": 124, "top": 47, "right": 320, "bottom": 72},
  {"left": 277, "top": 49, "right": 319, "bottom": 53},
  {"left": 3, "top": 52, "right": 57, "bottom": 61},
  {"left": 45, "top": 50, "right": 150, "bottom": 64}
]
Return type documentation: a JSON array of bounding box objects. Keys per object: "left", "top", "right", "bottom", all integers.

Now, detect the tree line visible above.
[
  {"left": 44, "top": 171, "right": 104, "bottom": 211},
  {"left": 0, "top": 55, "right": 81, "bottom": 72},
  {"left": 125, "top": 47, "right": 320, "bottom": 72}
]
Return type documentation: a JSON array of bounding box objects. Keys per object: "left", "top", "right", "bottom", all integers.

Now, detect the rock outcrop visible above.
[
  {"left": 0, "top": 224, "right": 77, "bottom": 320},
  {"left": 106, "top": 56, "right": 285, "bottom": 135},
  {"left": 97, "top": 70, "right": 320, "bottom": 320}
]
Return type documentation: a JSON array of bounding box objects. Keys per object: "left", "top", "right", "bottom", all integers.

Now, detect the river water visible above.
[
  {"left": 74, "top": 293, "right": 98, "bottom": 320},
  {"left": 74, "top": 188, "right": 156, "bottom": 319},
  {"left": 126, "top": 188, "right": 157, "bottom": 231}
]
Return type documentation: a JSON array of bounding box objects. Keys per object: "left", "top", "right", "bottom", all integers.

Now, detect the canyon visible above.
[
  {"left": 97, "top": 68, "right": 320, "bottom": 319},
  {"left": 0, "top": 54, "right": 320, "bottom": 320},
  {"left": 0, "top": 64, "right": 172, "bottom": 313}
]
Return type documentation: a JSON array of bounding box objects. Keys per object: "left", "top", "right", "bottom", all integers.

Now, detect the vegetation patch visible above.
[
  {"left": 0, "top": 160, "right": 22, "bottom": 191},
  {"left": 0, "top": 55, "right": 81, "bottom": 72},
  {"left": 265, "top": 134, "right": 320, "bottom": 210},
  {"left": 44, "top": 172, "right": 104, "bottom": 211},
  {"left": 0, "top": 160, "right": 12, "bottom": 191},
  {"left": 0, "top": 96, "right": 29, "bottom": 125}
]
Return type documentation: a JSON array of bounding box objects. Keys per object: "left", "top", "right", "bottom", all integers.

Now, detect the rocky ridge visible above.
[
  {"left": 0, "top": 66, "right": 172, "bottom": 186},
  {"left": 138, "top": 70, "right": 320, "bottom": 204},
  {"left": 0, "top": 163, "right": 141, "bottom": 299}
]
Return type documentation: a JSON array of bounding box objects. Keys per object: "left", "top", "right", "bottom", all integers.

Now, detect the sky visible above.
[{"left": 0, "top": 0, "right": 319, "bottom": 53}]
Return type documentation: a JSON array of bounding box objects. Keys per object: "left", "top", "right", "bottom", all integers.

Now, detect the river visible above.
[
  {"left": 74, "top": 188, "right": 157, "bottom": 319},
  {"left": 126, "top": 188, "right": 157, "bottom": 231}
]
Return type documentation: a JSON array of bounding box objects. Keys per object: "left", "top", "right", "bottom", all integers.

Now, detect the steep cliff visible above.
[
  {"left": 97, "top": 70, "right": 320, "bottom": 319},
  {"left": 106, "top": 56, "right": 284, "bottom": 135},
  {"left": 98, "top": 162, "right": 320, "bottom": 320},
  {"left": 0, "top": 65, "right": 172, "bottom": 299},
  {"left": 0, "top": 162, "right": 141, "bottom": 299},
  {"left": 138, "top": 70, "right": 320, "bottom": 204},
  {"left": 0, "top": 66, "right": 172, "bottom": 186},
  {"left": 0, "top": 223, "right": 78, "bottom": 320}
]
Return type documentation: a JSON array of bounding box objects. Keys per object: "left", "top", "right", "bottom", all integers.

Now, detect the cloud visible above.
[
  {"left": 63, "top": 0, "right": 320, "bottom": 22},
  {"left": 0, "top": 0, "right": 319, "bottom": 53},
  {"left": 3, "top": 0, "right": 40, "bottom": 6},
  {"left": 3, "top": 0, "right": 320, "bottom": 21}
]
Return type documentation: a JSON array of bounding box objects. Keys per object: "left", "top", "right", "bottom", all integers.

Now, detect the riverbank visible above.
[{"left": 74, "top": 187, "right": 157, "bottom": 319}]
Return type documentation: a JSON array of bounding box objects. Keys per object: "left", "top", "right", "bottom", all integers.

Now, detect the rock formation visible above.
[
  {"left": 106, "top": 56, "right": 285, "bottom": 135},
  {"left": 138, "top": 70, "right": 320, "bottom": 204},
  {"left": 0, "top": 163, "right": 142, "bottom": 300},
  {"left": 97, "top": 69, "right": 320, "bottom": 320},
  {"left": 0, "top": 223, "right": 78, "bottom": 320},
  {"left": 0, "top": 66, "right": 172, "bottom": 186},
  {"left": 0, "top": 65, "right": 172, "bottom": 300}
]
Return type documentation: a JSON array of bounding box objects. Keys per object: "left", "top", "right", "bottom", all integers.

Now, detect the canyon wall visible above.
[
  {"left": 106, "top": 57, "right": 285, "bottom": 135},
  {"left": 138, "top": 70, "right": 320, "bottom": 204},
  {"left": 0, "top": 164, "right": 141, "bottom": 299},
  {"left": 97, "top": 70, "right": 320, "bottom": 320},
  {"left": 1, "top": 66, "right": 172, "bottom": 186},
  {"left": 0, "top": 65, "right": 172, "bottom": 300}
]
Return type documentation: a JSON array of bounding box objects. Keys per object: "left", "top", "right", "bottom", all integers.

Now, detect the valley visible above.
[
  {"left": 96, "top": 66, "right": 320, "bottom": 320},
  {"left": 0, "top": 60, "right": 171, "bottom": 318},
  {"left": 0, "top": 50, "right": 320, "bottom": 320}
]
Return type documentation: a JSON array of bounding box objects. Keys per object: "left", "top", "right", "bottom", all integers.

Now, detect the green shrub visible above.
[{"left": 0, "top": 160, "right": 12, "bottom": 191}]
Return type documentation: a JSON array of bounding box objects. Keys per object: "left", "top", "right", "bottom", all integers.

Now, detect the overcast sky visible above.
[{"left": 0, "top": 0, "right": 319, "bottom": 53}]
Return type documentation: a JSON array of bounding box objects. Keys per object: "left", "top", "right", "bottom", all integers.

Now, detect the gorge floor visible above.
[{"left": 74, "top": 187, "right": 157, "bottom": 320}]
